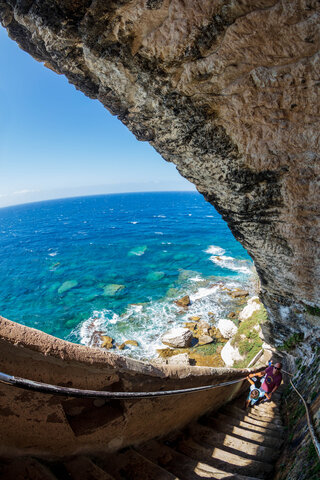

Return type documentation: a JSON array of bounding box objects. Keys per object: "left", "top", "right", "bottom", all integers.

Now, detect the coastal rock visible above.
[
  {"left": 118, "top": 340, "right": 139, "bottom": 350},
  {"left": 162, "top": 327, "right": 193, "bottom": 348},
  {"left": 216, "top": 319, "right": 238, "bottom": 339},
  {"left": 198, "top": 335, "right": 214, "bottom": 346},
  {"left": 221, "top": 340, "right": 245, "bottom": 367},
  {"left": 189, "top": 316, "right": 201, "bottom": 322},
  {"left": 239, "top": 297, "right": 261, "bottom": 322},
  {"left": 227, "top": 312, "right": 237, "bottom": 319},
  {"left": 100, "top": 335, "right": 114, "bottom": 349},
  {"left": 175, "top": 296, "right": 191, "bottom": 308},
  {"left": 229, "top": 290, "right": 249, "bottom": 299}
]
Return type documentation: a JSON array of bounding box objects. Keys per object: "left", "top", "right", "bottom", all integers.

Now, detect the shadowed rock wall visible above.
[{"left": 0, "top": 1, "right": 319, "bottom": 345}]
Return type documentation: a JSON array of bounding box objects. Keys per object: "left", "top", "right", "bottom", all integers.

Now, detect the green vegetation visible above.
[
  {"left": 232, "top": 305, "right": 267, "bottom": 368},
  {"left": 305, "top": 304, "right": 320, "bottom": 316},
  {"left": 278, "top": 332, "right": 304, "bottom": 352}
]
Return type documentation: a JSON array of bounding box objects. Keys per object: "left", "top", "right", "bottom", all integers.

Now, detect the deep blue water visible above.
[{"left": 0, "top": 192, "right": 254, "bottom": 358}]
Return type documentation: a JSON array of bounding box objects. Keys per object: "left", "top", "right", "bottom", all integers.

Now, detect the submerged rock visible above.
[
  {"left": 58, "top": 280, "right": 78, "bottom": 295},
  {"left": 162, "top": 327, "right": 193, "bottom": 348},
  {"left": 103, "top": 284, "right": 125, "bottom": 296},
  {"left": 146, "top": 271, "right": 165, "bottom": 282},
  {"left": 175, "top": 295, "right": 191, "bottom": 308},
  {"left": 128, "top": 245, "right": 147, "bottom": 256}
]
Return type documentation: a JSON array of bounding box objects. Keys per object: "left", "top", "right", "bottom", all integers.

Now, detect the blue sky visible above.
[{"left": 0, "top": 26, "right": 194, "bottom": 208}]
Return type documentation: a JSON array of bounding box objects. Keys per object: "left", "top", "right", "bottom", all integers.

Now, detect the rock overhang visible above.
[{"left": 0, "top": 0, "right": 319, "bottom": 347}]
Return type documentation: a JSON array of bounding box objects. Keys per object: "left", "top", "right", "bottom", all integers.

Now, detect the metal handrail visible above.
[{"left": 0, "top": 371, "right": 247, "bottom": 399}]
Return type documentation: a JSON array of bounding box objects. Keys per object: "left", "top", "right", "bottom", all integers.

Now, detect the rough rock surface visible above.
[
  {"left": 221, "top": 339, "right": 245, "bottom": 367},
  {"left": 0, "top": 1, "right": 319, "bottom": 347},
  {"left": 216, "top": 318, "right": 238, "bottom": 339},
  {"left": 239, "top": 296, "right": 262, "bottom": 322},
  {"left": 162, "top": 327, "right": 193, "bottom": 348}
]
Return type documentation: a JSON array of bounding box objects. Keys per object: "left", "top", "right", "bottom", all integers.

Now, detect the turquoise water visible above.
[{"left": 0, "top": 192, "right": 254, "bottom": 359}]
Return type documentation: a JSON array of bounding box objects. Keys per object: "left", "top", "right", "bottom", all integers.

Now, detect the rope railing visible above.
[
  {"left": 0, "top": 371, "right": 247, "bottom": 399},
  {"left": 282, "top": 369, "right": 320, "bottom": 461}
]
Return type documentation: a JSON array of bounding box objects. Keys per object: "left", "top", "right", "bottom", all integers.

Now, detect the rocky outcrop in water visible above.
[{"left": 0, "top": 1, "right": 319, "bottom": 348}]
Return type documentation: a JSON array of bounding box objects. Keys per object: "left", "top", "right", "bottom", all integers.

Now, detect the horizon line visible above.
[{"left": 0, "top": 189, "right": 200, "bottom": 211}]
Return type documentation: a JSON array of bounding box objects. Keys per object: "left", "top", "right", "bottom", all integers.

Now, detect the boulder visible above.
[
  {"left": 216, "top": 319, "right": 238, "bottom": 339},
  {"left": 162, "top": 327, "right": 193, "bottom": 348},
  {"left": 239, "top": 296, "right": 261, "bottom": 321},
  {"left": 175, "top": 295, "right": 191, "bottom": 308},
  {"left": 227, "top": 312, "right": 237, "bottom": 319},
  {"left": 229, "top": 289, "right": 249, "bottom": 298},
  {"left": 198, "top": 335, "right": 214, "bottom": 345},
  {"left": 221, "top": 339, "right": 246, "bottom": 367},
  {"left": 189, "top": 316, "right": 201, "bottom": 321},
  {"left": 118, "top": 340, "right": 139, "bottom": 350},
  {"left": 100, "top": 335, "right": 114, "bottom": 349}
]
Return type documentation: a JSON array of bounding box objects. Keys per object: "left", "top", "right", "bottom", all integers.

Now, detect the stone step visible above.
[
  {"left": 0, "top": 457, "right": 58, "bottom": 480},
  {"left": 230, "top": 401, "right": 281, "bottom": 420},
  {"left": 96, "top": 448, "right": 178, "bottom": 480},
  {"left": 64, "top": 456, "right": 115, "bottom": 480},
  {"left": 213, "top": 412, "right": 285, "bottom": 438},
  {"left": 176, "top": 436, "right": 273, "bottom": 479},
  {"left": 202, "top": 417, "right": 283, "bottom": 448},
  {"left": 138, "top": 441, "right": 261, "bottom": 480},
  {"left": 188, "top": 423, "right": 278, "bottom": 462},
  {"left": 223, "top": 406, "right": 283, "bottom": 429},
  {"left": 252, "top": 404, "right": 281, "bottom": 416},
  {"left": 246, "top": 409, "right": 282, "bottom": 424}
]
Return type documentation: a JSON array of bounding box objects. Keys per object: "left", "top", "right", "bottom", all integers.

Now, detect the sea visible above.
[{"left": 0, "top": 192, "right": 256, "bottom": 360}]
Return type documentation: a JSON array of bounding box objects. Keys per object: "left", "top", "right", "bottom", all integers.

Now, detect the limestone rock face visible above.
[
  {"left": 1, "top": 1, "right": 319, "bottom": 346},
  {"left": 221, "top": 339, "right": 245, "bottom": 367}
]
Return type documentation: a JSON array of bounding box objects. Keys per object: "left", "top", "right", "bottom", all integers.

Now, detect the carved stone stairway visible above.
[{"left": 0, "top": 392, "right": 284, "bottom": 480}]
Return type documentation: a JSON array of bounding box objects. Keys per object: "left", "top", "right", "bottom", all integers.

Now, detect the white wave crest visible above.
[
  {"left": 210, "top": 255, "right": 252, "bottom": 275},
  {"left": 205, "top": 245, "right": 226, "bottom": 255}
]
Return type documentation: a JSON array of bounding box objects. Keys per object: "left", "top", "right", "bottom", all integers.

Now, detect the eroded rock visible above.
[
  {"left": 162, "top": 327, "right": 193, "bottom": 348},
  {"left": 175, "top": 296, "right": 191, "bottom": 308}
]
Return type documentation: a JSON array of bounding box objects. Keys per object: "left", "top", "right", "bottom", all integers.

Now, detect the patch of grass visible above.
[{"left": 231, "top": 304, "right": 265, "bottom": 368}]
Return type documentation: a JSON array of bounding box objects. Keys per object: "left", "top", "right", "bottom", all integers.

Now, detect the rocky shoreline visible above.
[{"left": 97, "top": 283, "right": 267, "bottom": 369}]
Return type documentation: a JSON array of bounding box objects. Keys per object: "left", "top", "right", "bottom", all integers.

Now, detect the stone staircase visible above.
[{"left": 0, "top": 392, "right": 285, "bottom": 480}]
